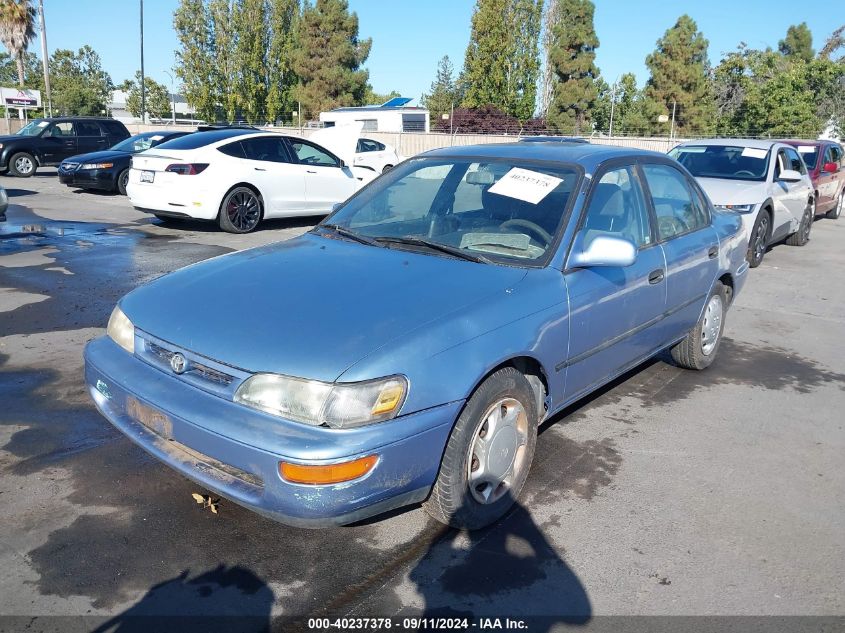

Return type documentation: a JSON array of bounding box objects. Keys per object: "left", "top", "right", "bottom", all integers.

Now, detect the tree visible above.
[
  {"left": 642, "top": 15, "right": 715, "bottom": 136},
  {"left": 779, "top": 22, "right": 814, "bottom": 63},
  {"left": 461, "top": 0, "right": 543, "bottom": 120},
  {"left": 546, "top": 0, "right": 600, "bottom": 134},
  {"left": 421, "top": 55, "right": 460, "bottom": 123},
  {"left": 121, "top": 72, "right": 172, "bottom": 120},
  {"left": 49, "top": 46, "right": 113, "bottom": 116},
  {"left": 174, "top": 0, "right": 218, "bottom": 122},
  {"left": 818, "top": 25, "right": 844, "bottom": 62},
  {"left": 292, "top": 0, "right": 371, "bottom": 118},
  {"left": 0, "top": 0, "right": 35, "bottom": 87},
  {"left": 233, "top": 0, "right": 269, "bottom": 123},
  {"left": 266, "top": 0, "right": 300, "bottom": 124},
  {"left": 210, "top": 0, "right": 238, "bottom": 121}
]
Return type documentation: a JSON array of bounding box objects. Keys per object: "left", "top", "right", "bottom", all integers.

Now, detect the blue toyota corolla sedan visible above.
[{"left": 84, "top": 142, "right": 749, "bottom": 529}]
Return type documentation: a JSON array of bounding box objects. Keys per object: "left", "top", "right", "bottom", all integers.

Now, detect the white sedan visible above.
[
  {"left": 353, "top": 137, "right": 402, "bottom": 174},
  {"left": 126, "top": 127, "right": 375, "bottom": 233}
]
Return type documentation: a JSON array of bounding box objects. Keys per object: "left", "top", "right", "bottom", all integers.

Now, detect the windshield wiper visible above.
[
  {"left": 375, "top": 236, "right": 491, "bottom": 264},
  {"left": 317, "top": 224, "right": 383, "bottom": 248}
]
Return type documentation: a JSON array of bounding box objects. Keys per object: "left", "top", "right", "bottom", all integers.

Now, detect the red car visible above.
[{"left": 783, "top": 140, "right": 845, "bottom": 219}]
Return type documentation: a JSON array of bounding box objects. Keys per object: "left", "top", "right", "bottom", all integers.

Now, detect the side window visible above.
[
  {"left": 359, "top": 139, "right": 379, "bottom": 153},
  {"left": 77, "top": 121, "right": 102, "bottom": 136},
  {"left": 834, "top": 146, "right": 844, "bottom": 166},
  {"left": 240, "top": 137, "right": 289, "bottom": 163},
  {"left": 45, "top": 122, "right": 75, "bottom": 137},
  {"left": 642, "top": 163, "right": 707, "bottom": 240},
  {"left": 785, "top": 147, "right": 806, "bottom": 174},
  {"left": 218, "top": 141, "right": 246, "bottom": 158},
  {"left": 289, "top": 139, "right": 340, "bottom": 167},
  {"left": 375, "top": 141, "right": 386, "bottom": 151},
  {"left": 581, "top": 165, "right": 652, "bottom": 248}
]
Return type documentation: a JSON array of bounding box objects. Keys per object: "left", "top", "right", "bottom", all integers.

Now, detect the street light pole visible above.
[
  {"left": 164, "top": 70, "right": 176, "bottom": 125},
  {"left": 37, "top": 0, "right": 51, "bottom": 117},
  {"left": 608, "top": 76, "right": 619, "bottom": 137},
  {"left": 140, "top": 0, "right": 146, "bottom": 124}
]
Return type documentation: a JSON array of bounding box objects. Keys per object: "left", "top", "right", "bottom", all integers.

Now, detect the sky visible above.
[{"left": 34, "top": 0, "right": 844, "bottom": 107}]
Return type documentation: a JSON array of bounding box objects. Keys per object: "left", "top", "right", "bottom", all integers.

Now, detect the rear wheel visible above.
[
  {"left": 786, "top": 200, "right": 813, "bottom": 246},
  {"left": 423, "top": 367, "right": 538, "bottom": 530},
  {"left": 218, "top": 186, "right": 262, "bottom": 233},
  {"left": 116, "top": 169, "right": 130, "bottom": 195},
  {"left": 827, "top": 190, "right": 843, "bottom": 220},
  {"left": 9, "top": 152, "right": 36, "bottom": 177},
  {"left": 747, "top": 209, "right": 769, "bottom": 268},
  {"left": 670, "top": 282, "right": 728, "bottom": 371}
]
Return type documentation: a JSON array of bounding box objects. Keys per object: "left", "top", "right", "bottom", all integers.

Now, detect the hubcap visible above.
[
  {"left": 226, "top": 191, "right": 260, "bottom": 231},
  {"left": 802, "top": 205, "right": 813, "bottom": 240},
  {"left": 701, "top": 294, "right": 724, "bottom": 356},
  {"left": 753, "top": 216, "right": 768, "bottom": 261},
  {"left": 836, "top": 193, "right": 843, "bottom": 218},
  {"left": 467, "top": 398, "right": 529, "bottom": 505},
  {"left": 15, "top": 156, "right": 33, "bottom": 174}
]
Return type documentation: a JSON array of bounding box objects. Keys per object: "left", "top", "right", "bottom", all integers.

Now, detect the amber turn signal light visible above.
[{"left": 279, "top": 455, "right": 378, "bottom": 485}]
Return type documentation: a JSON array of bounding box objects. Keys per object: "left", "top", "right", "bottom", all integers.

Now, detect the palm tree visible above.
[{"left": 0, "top": 0, "right": 36, "bottom": 87}]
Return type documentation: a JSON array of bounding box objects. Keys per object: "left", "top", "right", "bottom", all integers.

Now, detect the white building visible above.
[
  {"left": 319, "top": 98, "right": 429, "bottom": 133},
  {"left": 108, "top": 90, "right": 198, "bottom": 124}
]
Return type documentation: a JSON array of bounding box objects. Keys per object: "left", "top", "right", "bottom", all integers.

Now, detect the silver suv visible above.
[{"left": 670, "top": 139, "right": 814, "bottom": 267}]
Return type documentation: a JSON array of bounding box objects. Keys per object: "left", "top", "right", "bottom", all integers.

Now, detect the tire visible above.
[
  {"left": 116, "top": 168, "right": 130, "bottom": 196},
  {"left": 746, "top": 209, "right": 770, "bottom": 268},
  {"left": 670, "top": 282, "right": 728, "bottom": 371},
  {"left": 9, "top": 152, "right": 36, "bottom": 177},
  {"left": 382, "top": 164, "right": 393, "bottom": 174},
  {"left": 827, "top": 190, "right": 843, "bottom": 220},
  {"left": 423, "top": 367, "right": 538, "bottom": 530},
  {"left": 218, "top": 186, "right": 262, "bottom": 234},
  {"left": 785, "top": 200, "right": 814, "bottom": 246}
]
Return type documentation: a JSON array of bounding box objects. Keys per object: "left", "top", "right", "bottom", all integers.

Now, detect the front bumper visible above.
[
  {"left": 84, "top": 336, "right": 459, "bottom": 527},
  {"left": 58, "top": 168, "right": 116, "bottom": 191}
]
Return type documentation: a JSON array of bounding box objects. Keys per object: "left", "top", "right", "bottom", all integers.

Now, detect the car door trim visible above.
[{"left": 554, "top": 292, "right": 706, "bottom": 372}]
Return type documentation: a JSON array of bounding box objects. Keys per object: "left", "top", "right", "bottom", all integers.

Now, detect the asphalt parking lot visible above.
[{"left": 1, "top": 171, "right": 844, "bottom": 630}]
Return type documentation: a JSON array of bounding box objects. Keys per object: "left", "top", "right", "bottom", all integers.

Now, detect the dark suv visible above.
[{"left": 0, "top": 117, "right": 131, "bottom": 177}]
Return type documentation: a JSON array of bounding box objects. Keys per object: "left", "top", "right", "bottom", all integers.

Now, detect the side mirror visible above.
[
  {"left": 568, "top": 229, "right": 637, "bottom": 269},
  {"left": 778, "top": 169, "right": 802, "bottom": 182},
  {"left": 823, "top": 162, "right": 838, "bottom": 174},
  {"left": 339, "top": 159, "right": 347, "bottom": 169}
]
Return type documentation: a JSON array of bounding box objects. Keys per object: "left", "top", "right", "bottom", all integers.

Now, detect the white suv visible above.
[{"left": 670, "top": 139, "right": 814, "bottom": 267}]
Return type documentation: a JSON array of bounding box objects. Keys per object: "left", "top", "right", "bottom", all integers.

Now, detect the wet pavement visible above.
[{"left": 1, "top": 172, "right": 844, "bottom": 630}]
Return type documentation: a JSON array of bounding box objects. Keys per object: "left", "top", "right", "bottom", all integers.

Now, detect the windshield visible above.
[
  {"left": 110, "top": 133, "right": 172, "bottom": 153},
  {"left": 794, "top": 144, "right": 819, "bottom": 169},
  {"left": 323, "top": 158, "right": 579, "bottom": 264},
  {"left": 670, "top": 145, "right": 770, "bottom": 181},
  {"left": 16, "top": 120, "right": 50, "bottom": 136}
]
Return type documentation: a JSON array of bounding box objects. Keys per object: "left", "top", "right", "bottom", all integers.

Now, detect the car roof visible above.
[
  {"left": 422, "top": 142, "right": 666, "bottom": 167},
  {"left": 779, "top": 139, "right": 830, "bottom": 148},
  {"left": 675, "top": 138, "right": 780, "bottom": 150}
]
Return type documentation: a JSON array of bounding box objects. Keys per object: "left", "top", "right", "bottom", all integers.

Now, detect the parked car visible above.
[
  {"left": 0, "top": 184, "right": 7, "bottom": 221},
  {"left": 127, "top": 126, "right": 376, "bottom": 233},
  {"left": 58, "top": 131, "right": 190, "bottom": 195},
  {"left": 353, "top": 137, "right": 402, "bottom": 173},
  {"left": 0, "top": 117, "right": 131, "bottom": 178},
  {"left": 781, "top": 139, "right": 845, "bottom": 220},
  {"left": 670, "top": 139, "right": 815, "bottom": 268},
  {"left": 86, "top": 143, "right": 748, "bottom": 529}
]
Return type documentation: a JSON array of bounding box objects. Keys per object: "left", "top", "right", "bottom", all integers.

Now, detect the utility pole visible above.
[
  {"left": 140, "top": 0, "right": 146, "bottom": 124},
  {"left": 164, "top": 70, "right": 176, "bottom": 124},
  {"left": 37, "top": 0, "right": 51, "bottom": 117},
  {"left": 670, "top": 100, "right": 677, "bottom": 141},
  {"left": 608, "top": 77, "right": 618, "bottom": 137}
]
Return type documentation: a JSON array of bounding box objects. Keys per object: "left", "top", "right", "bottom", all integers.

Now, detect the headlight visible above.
[
  {"left": 107, "top": 305, "right": 135, "bottom": 354},
  {"left": 234, "top": 374, "right": 408, "bottom": 429},
  {"left": 80, "top": 162, "right": 114, "bottom": 170},
  {"left": 716, "top": 203, "right": 755, "bottom": 213}
]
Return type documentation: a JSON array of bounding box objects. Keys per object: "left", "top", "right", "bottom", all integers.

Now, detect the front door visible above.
[
  {"left": 41, "top": 122, "right": 77, "bottom": 163},
  {"left": 562, "top": 164, "right": 667, "bottom": 403},
  {"left": 287, "top": 138, "right": 357, "bottom": 213}
]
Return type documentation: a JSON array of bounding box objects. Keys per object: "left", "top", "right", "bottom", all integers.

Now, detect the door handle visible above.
[
  {"left": 306, "top": 170, "right": 317, "bottom": 174},
  {"left": 648, "top": 269, "right": 664, "bottom": 284},
  {"left": 707, "top": 246, "right": 718, "bottom": 259},
  {"left": 254, "top": 167, "right": 266, "bottom": 171}
]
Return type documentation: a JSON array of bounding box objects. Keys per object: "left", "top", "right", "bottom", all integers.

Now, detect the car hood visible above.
[
  {"left": 62, "top": 149, "right": 129, "bottom": 164},
  {"left": 696, "top": 177, "right": 768, "bottom": 206},
  {"left": 0, "top": 134, "right": 25, "bottom": 144},
  {"left": 121, "top": 233, "right": 528, "bottom": 382},
  {"left": 309, "top": 122, "right": 363, "bottom": 166}
]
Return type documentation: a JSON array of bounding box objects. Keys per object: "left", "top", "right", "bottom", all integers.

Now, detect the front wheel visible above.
[
  {"left": 747, "top": 210, "right": 769, "bottom": 268},
  {"left": 116, "top": 169, "right": 130, "bottom": 195},
  {"left": 9, "top": 152, "right": 36, "bottom": 177},
  {"left": 670, "top": 282, "right": 728, "bottom": 371},
  {"left": 423, "top": 367, "right": 538, "bottom": 530},
  {"left": 827, "top": 191, "right": 843, "bottom": 220},
  {"left": 786, "top": 201, "right": 813, "bottom": 246},
  {"left": 218, "top": 186, "right": 262, "bottom": 233}
]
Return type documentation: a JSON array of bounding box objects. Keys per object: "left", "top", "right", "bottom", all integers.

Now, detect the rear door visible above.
[
  {"left": 816, "top": 145, "right": 838, "bottom": 209},
  {"left": 238, "top": 136, "right": 308, "bottom": 216},
  {"left": 77, "top": 120, "right": 108, "bottom": 154},
  {"left": 563, "top": 163, "right": 667, "bottom": 402},
  {"left": 40, "top": 121, "right": 77, "bottom": 163},
  {"left": 640, "top": 161, "right": 719, "bottom": 340},
  {"left": 286, "top": 137, "right": 357, "bottom": 212}
]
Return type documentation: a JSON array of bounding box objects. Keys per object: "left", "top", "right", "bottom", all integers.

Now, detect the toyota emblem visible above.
[{"left": 170, "top": 353, "right": 188, "bottom": 374}]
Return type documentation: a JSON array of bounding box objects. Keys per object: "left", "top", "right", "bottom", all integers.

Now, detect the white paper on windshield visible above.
[
  {"left": 37, "top": 121, "right": 49, "bottom": 127},
  {"left": 741, "top": 147, "right": 767, "bottom": 159},
  {"left": 487, "top": 168, "right": 563, "bottom": 204},
  {"left": 150, "top": 135, "right": 164, "bottom": 141},
  {"left": 797, "top": 145, "right": 816, "bottom": 153}
]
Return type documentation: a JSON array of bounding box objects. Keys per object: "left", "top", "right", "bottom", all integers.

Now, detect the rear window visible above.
[{"left": 156, "top": 129, "right": 255, "bottom": 150}]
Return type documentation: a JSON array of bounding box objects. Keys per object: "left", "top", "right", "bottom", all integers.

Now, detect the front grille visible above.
[{"left": 147, "top": 340, "right": 235, "bottom": 387}]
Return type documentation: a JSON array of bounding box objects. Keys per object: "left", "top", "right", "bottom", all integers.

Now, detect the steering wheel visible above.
[
  {"left": 734, "top": 170, "right": 755, "bottom": 177},
  {"left": 499, "top": 219, "right": 553, "bottom": 245},
  {"left": 658, "top": 216, "right": 686, "bottom": 237}
]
